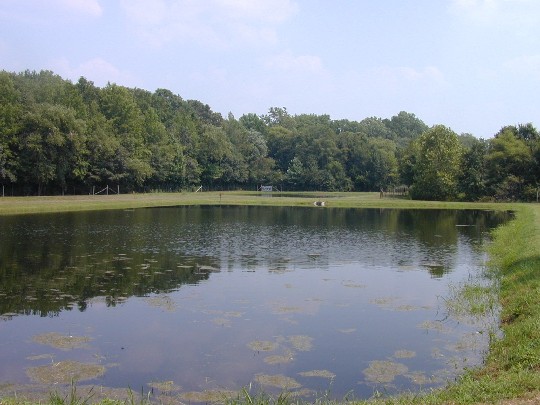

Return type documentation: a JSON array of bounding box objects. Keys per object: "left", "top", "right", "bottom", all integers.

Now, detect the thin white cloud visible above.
[
  {"left": 0, "top": 0, "right": 103, "bottom": 18},
  {"left": 265, "top": 51, "right": 324, "bottom": 74},
  {"left": 504, "top": 54, "right": 540, "bottom": 81},
  {"left": 449, "top": 0, "right": 540, "bottom": 28},
  {"left": 214, "top": 0, "right": 299, "bottom": 23},
  {"left": 366, "top": 65, "right": 447, "bottom": 88},
  {"left": 120, "top": 0, "right": 168, "bottom": 25},
  {"left": 120, "top": 0, "right": 298, "bottom": 48},
  {"left": 57, "top": 0, "right": 103, "bottom": 17}
]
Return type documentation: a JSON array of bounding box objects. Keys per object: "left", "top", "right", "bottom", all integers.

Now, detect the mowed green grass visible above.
[{"left": 0, "top": 191, "right": 517, "bottom": 215}]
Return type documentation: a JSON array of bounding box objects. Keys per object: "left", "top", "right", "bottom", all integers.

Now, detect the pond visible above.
[{"left": 0, "top": 206, "right": 509, "bottom": 402}]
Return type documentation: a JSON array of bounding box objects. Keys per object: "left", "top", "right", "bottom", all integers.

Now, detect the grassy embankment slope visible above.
[
  {"left": 0, "top": 191, "right": 515, "bottom": 215},
  {"left": 0, "top": 192, "right": 539, "bottom": 404}
]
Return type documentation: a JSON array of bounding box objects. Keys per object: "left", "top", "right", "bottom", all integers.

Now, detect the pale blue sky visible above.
[{"left": 1, "top": 0, "right": 539, "bottom": 137}]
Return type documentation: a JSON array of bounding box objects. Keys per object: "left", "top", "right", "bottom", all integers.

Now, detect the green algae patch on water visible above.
[
  {"left": 363, "top": 360, "right": 408, "bottom": 383},
  {"left": 272, "top": 305, "right": 304, "bottom": 314},
  {"left": 26, "top": 360, "right": 105, "bottom": 384},
  {"left": 144, "top": 295, "right": 177, "bottom": 312},
  {"left": 342, "top": 281, "right": 367, "bottom": 288},
  {"left": 147, "top": 380, "right": 182, "bottom": 392},
  {"left": 418, "top": 320, "right": 449, "bottom": 333},
  {"left": 264, "top": 353, "right": 294, "bottom": 365},
  {"left": 247, "top": 340, "right": 278, "bottom": 352},
  {"left": 298, "top": 369, "right": 336, "bottom": 379},
  {"left": 32, "top": 332, "right": 91, "bottom": 350},
  {"left": 255, "top": 373, "right": 302, "bottom": 389},
  {"left": 405, "top": 371, "right": 436, "bottom": 385},
  {"left": 224, "top": 311, "right": 243, "bottom": 318},
  {"left": 288, "top": 335, "right": 313, "bottom": 351}
]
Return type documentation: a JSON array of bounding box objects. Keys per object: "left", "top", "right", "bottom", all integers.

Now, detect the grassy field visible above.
[
  {"left": 0, "top": 190, "right": 517, "bottom": 216},
  {"left": 0, "top": 192, "right": 539, "bottom": 404}
]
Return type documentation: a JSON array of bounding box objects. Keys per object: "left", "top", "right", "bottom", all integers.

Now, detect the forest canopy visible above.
[{"left": 0, "top": 69, "right": 538, "bottom": 201}]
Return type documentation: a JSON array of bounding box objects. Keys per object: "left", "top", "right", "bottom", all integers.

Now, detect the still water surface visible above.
[{"left": 0, "top": 206, "right": 509, "bottom": 401}]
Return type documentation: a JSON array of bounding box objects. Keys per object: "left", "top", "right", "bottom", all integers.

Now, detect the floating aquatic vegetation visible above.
[
  {"left": 248, "top": 340, "right": 278, "bottom": 352},
  {"left": 264, "top": 352, "right": 294, "bottom": 365},
  {"left": 144, "top": 296, "right": 177, "bottom": 312},
  {"left": 363, "top": 360, "right": 408, "bottom": 383},
  {"left": 224, "top": 311, "right": 243, "bottom": 318},
  {"left": 393, "top": 350, "right": 416, "bottom": 359},
  {"left": 179, "top": 390, "right": 236, "bottom": 403},
  {"left": 26, "top": 360, "right": 106, "bottom": 384},
  {"left": 405, "top": 371, "right": 434, "bottom": 385},
  {"left": 418, "top": 320, "right": 447, "bottom": 333},
  {"left": 273, "top": 305, "right": 304, "bottom": 314},
  {"left": 288, "top": 335, "right": 313, "bottom": 352},
  {"left": 298, "top": 370, "right": 335, "bottom": 379},
  {"left": 396, "top": 305, "right": 419, "bottom": 311},
  {"left": 431, "top": 348, "right": 445, "bottom": 359},
  {"left": 450, "top": 331, "right": 485, "bottom": 353},
  {"left": 32, "top": 332, "right": 91, "bottom": 350},
  {"left": 147, "top": 380, "right": 181, "bottom": 392},
  {"left": 370, "top": 297, "right": 398, "bottom": 308},
  {"left": 196, "top": 265, "right": 220, "bottom": 273},
  {"left": 255, "top": 373, "right": 302, "bottom": 389},
  {"left": 342, "top": 282, "right": 366, "bottom": 288}
]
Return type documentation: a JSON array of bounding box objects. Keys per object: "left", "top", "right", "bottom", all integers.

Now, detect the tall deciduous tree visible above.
[
  {"left": 0, "top": 72, "right": 21, "bottom": 186},
  {"left": 458, "top": 138, "right": 488, "bottom": 200},
  {"left": 486, "top": 128, "right": 533, "bottom": 200},
  {"left": 410, "top": 125, "right": 463, "bottom": 201}
]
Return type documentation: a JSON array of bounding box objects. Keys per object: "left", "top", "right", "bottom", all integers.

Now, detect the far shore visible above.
[{"left": 0, "top": 191, "right": 517, "bottom": 216}]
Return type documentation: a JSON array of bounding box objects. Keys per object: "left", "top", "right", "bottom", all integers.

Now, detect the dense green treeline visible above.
[{"left": 0, "top": 69, "right": 538, "bottom": 200}]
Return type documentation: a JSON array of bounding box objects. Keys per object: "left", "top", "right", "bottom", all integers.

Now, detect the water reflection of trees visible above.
[
  {"left": 0, "top": 254, "right": 215, "bottom": 316},
  {"left": 0, "top": 207, "right": 510, "bottom": 317},
  {"left": 0, "top": 212, "right": 219, "bottom": 317}
]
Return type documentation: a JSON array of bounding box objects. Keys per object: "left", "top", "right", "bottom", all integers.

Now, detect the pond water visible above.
[{"left": 0, "top": 206, "right": 509, "bottom": 402}]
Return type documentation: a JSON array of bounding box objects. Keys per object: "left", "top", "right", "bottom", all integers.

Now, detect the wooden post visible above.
[
  {"left": 106, "top": 185, "right": 109, "bottom": 196},
  {"left": 117, "top": 185, "right": 120, "bottom": 195}
]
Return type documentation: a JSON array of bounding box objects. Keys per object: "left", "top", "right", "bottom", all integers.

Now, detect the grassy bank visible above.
[
  {"left": 0, "top": 191, "right": 515, "bottom": 216},
  {"left": 0, "top": 193, "right": 538, "bottom": 404}
]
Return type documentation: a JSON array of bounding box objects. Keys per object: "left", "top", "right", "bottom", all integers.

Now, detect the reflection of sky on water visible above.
[{"left": 0, "top": 207, "right": 509, "bottom": 400}]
